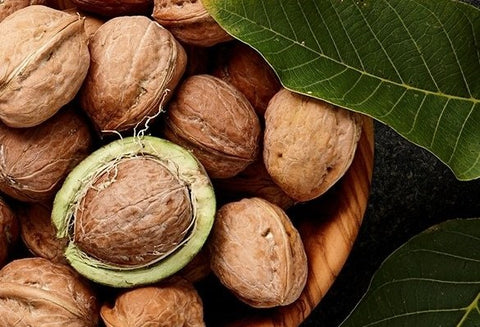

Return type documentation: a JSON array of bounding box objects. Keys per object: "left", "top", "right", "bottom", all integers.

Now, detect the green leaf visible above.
[
  {"left": 203, "top": 0, "right": 480, "bottom": 180},
  {"left": 338, "top": 218, "right": 480, "bottom": 327}
]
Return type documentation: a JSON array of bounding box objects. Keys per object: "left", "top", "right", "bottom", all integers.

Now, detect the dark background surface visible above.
[{"left": 301, "top": 120, "right": 480, "bottom": 326}]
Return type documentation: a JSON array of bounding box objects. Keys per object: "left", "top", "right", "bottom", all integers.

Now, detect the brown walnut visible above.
[
  {"left": 263, "top": 89, "right": 362, "bottom": 202},
  {"left": 164, "top": 74, "right": 261, "bottom": 179},
  {"left": 209, "top": 197, "right": 308, "bottom": 308},
  {"left": 101, "top": 277, "right": 205, "bottom": 327},
  {"left": 0, "top": 198, "right": 18, "bottom": 267},
  {"left": 0, "top": 5, "right": 90, "bottom": 127},
  {"left": 152, "top": 0, "right": 233, "bottom": 47},
  {"left": 0, "top": 257, "right": 99, "bottom": 327},
  {"left": 69, "top": 0, "right": 152, "bottom": 17},
  {"left": 80, "top": 15, "right": 187, "bottom": 133},
  {"left": 0, "top": 0, "right": 47, "bottom": 22},
  {"left": 0, "top": 107, "right": 92, "bottom": 203}
]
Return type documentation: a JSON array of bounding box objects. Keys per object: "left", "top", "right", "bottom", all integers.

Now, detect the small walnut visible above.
[
  {"left": 0, "top": 257, "right": 99, "bottom": 327},
  {"left": 69, "top": 0, "right": 152, "bottom": 17},
  {"left": 212, "top": 42, "right": 282, "bottom": 117},
  {"left": 263, "top": 89, "right": 362, "bottom": 202},
  {"left": 19, "top": 202, "right": 68, "bottom": 264},
  {"left": 152, "top": 0, "right": 233, "bottom": 47},
  {"left": 0, "top": 0, "right": 47, "bottom": 22},
  {"left": 0, "top": 5, "right": 90, "bottom": 127},
  {"left": 209, "top": 197, "right": 308, "bottom": 308},
  {"left": 0, "top": 107, "right": 92, "bottom": 203},
  {"left": 164, "top": 74, "right": 261, "bottom": 179},
  {"left": 0, "top": 198, "right": 19, "bottom": 267},
  {"left": 80, "top": 15, "right": 187, "bottom": 133},
  {"left": 101, "top": 278, "right": 205, "bottom": 327}
]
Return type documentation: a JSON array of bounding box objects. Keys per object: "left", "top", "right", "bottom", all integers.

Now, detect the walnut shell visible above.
[
  {"left": 69, "top": 0, "right": 152, "bottom": 16},
  {"left": 80, "top": 15, "right": 187, "bottom": 133},
  {"left": 52, "top": 136, "right": 216, "bottom": 287},
  {"left": 152, "top": 0, "right": 232, "bottom": 47},
  {"left": 0, "top": 0, "right": 47, "bottom": 22},
  {"left": 0, "top": 257, "right": 99, "bottom": 327},
  {"left": 209, "top": 197, "right": 308, "bottom": 308},
  {"left": 164, "top": 74, "right": 261, "bottom": 179},
  {"left": 63, "top": 8, "right": 104, "bottom": 39},
  {"left": 0, "top": 198, "right": 19, "bottom": 267},
  {"left": 263, "top": 89, "right": 362, "bottom": 202},
  {"left": 0, "top": 5, "right": 90, "bottom": 128},
  {"left": 0, "top": 107, "right": 92, "bottom": 203},
  {"left": 19, "top": 202, "right": 68, "bottom": 264},
  {"left": 212, "top": 42, "right": 282, "bottom": 117},
  {"left": 101, "top": 278, "right": 205, "bottom": 327}
]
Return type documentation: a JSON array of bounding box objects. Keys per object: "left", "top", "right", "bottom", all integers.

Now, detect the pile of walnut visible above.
[{"left": 0, "top": 0, "right": 363, "bottom": 326}]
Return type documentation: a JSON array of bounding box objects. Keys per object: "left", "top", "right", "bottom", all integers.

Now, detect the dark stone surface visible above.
[{"left": 301, "top": 121, "right": 480, "bottom": 326}]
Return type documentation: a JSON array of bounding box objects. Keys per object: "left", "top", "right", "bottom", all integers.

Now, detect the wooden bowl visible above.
[{"left": 199, "top": 115, "right": 375, "bottom": 326}]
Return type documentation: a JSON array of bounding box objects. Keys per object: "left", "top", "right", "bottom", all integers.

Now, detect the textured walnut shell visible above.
[
  {"left": 164, "top": 74, "right": 261, "bottom": 179},
  {"left": 63, "top": 8, "right": 104, "bottom": 39},
  {"left": 213, "top": 159, "right": 295, "bottom": 210},
  {"left": 80, "top": 15, "right": 186, "bottom": 133},
  {"left": 0, "top": 198, "right": 18, "bottom": 267},
  {"left": 209, "top": 197, "right": 308, "bottom": 308},
  {"left": 52, "top": 136, "right": 216, "bottom": 287},
  {"left": 0, "top": 0, "right": 47, "bottom": 22},
  {"left": 152, "top": 0, "right": 232, "bottom": 47},
  {"left": 212, "top": 42, "right": 281, "bottom": 117},
  {"left": 0, "top": 5, "right": 90, "bottom": 128},
  {"left": 0, "top": 257, "right": 99, "bottom": 327},
  {"left": 101, "top": 278, "right": 205, "bottom": 327},
  {"left": 69, "top": 0, "right": 152, "bottom": 16},
  {"left": 19, "top": 202, "right": 68, "bottom": 264},
  {"left": 264, "top": 89, "right": 362, "bottom": 202},
  {"left": 0, "top": 107, "right": 92, "bottom": 203}
]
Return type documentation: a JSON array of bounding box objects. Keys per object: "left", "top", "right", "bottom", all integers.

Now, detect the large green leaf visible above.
[
  {"left": 338, "top": 218, "right": 480, "bottom": 327},
  {"left": 203, "top": 0, "right": 480, "bottom": 180}
]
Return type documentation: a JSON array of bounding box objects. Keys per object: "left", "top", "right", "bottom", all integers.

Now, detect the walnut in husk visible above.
[
  {"left": 209, "top": 197, "right": 308, "bottom": 308},
  {"left": 80, "top": 15, "right": 186, "bottom": 134},
  {"left": 101, "top": 277, "right": 205, "bottom": 327},
  {"left": 0, "top": 257, "right": 99, "bottom": 326},
  {"left": 0, "top": 5, "right": 90, "bottom": 128},
  {"left": 164, "top": 74, "right": 261, "bottom": 179},
  {"left": 0, "top": 0, "right": 47, "bottom": 22},
  {"left": 0, "top": 107, "right": 92, "bottom": 203},
  {"left": 0, "top": 197, "right": 18, "bottom": 267},
  {"left": 52, "top": 136, "right": 216, "bottom": 287},
  {"left": 263, "top": 89, "right": 362, "bottom": 202}
]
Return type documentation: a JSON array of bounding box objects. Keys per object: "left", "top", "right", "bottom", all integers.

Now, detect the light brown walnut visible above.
[
  {"left": 0, "top": 5, "right": 90, "bottom": 127},
  {"left": 0, "top": 257, "right": 99, "bottom": 327},
  {"left": 164, "top": 74, "right": 261, "bottom": 179},
  {"left": 0, "top": 0, "right": 47, "bottom": 22},
  {"left": 0, "top": 198, "right": 18, "bottom": 267},
  {"left": 0, "top": 107, "right": 93, "bottom": 203},
  {"left": 101, "top": 278, "right": 205, "bottom": 327},
  {"left": 209, "top": 197, "right": 308, "bottom": 308},
  {"left": 80, "top": 15, "right": 186, "bottom": 133},
  {"left": 152, "top": 0, "right": 232, "bottom": 47},
  {"left": 263, "top": 89, "right": 362, "bottom": 202}
]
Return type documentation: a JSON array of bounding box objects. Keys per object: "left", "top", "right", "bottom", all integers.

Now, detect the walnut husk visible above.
[
  {"left": 0, "top": 0, "right": 47, "bottom": 22},
  {"left": 0, "top": 197, "right": 18, "bottom": 267},
  {"left": 80, "top": 15, "right": 187, "bottom": 133},
  {"left": 101, "top": 278, "right": 205, "bottom": 327},
  {"left": 164, "top": 74, "right": 261, "bottom": 179},
  {"left": 152, "top": 0, "right": 232, "bottom": 47},
  {"left": 0, "top": 107, "right": 93, "bottom": 203},
  {"left": 0, "top": 257, "right": 99, "bottom": 327},
  {"left": 263, "top": 89, "right": 362, "bottom": 202},
  {"left": 209, "top": 197, "right": 308, "bottom": 308},
  {"left": 0, "top": 5, "right": 90, "bottom": 128}
]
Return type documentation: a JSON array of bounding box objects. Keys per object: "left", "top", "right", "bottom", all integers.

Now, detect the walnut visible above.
[
  {"left": 45, "top": 0, "right": 76, "bottom": 9},
  {"left": 80, "top": 15, "right": 187, "bottom": 133},
  {"left": 69, "top": 0, "right": 152, "bottom": 17},
  {"left": 164, "top": 74, "right": 261, "bottom": 179},
  {"left": 209, "top": 197, "right": 308, "bottom": 308},
  {"left": 101, "top": 278, "right": 205, "bottom": 326},
  {"left": 0, "top": 257, "right": 99, "bottom": 326},
  {"left": 263, "top": 89, "right": 362, "bottom": 202},
  {"left": 63, "top": 7, "right": 104, "bottom": 39},
  {"left": 0, "top": 5, "right": 90, "bottom": 128},
  {"left": 152, "top": 0, "right": 233, "bottom": 47},
  {"left": 0, "top": 107, "right": 92, "bottom": 203},
  {"left": 0, "top": 0, "right": 47, "bottom": 22},
  {"left": 0, "top": 197, "right": 18, "bottom": 267}
]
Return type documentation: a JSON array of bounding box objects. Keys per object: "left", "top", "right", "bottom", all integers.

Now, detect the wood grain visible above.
[{"left": 227, "top": 116, "right": 375, "bottom": 326}]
